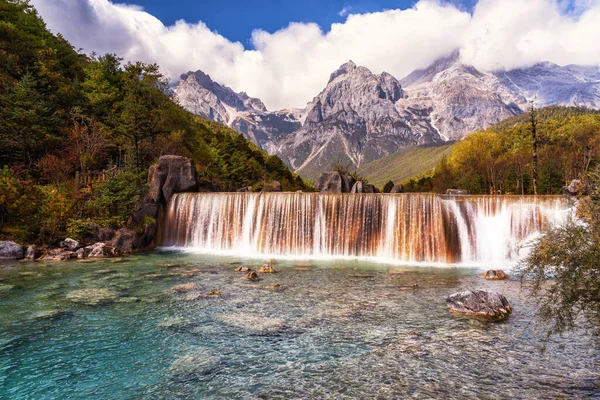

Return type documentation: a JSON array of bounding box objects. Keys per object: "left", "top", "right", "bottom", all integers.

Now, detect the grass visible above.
[{"left": 358, "top": 144, "right": 455, "bottom": 187}]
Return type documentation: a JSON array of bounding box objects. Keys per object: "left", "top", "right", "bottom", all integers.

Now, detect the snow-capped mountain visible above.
[{"left": 173, "top": 53, "right": 600, "bottom": 180}]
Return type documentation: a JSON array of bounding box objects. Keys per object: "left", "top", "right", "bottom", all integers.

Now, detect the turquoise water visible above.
[{"left": 0, "top": 252, "right": 598, "bottom": 399}]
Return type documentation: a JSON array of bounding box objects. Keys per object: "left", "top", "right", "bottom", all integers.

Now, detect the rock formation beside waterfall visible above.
[
  {"left": 317, "top": 172, "right": 356, "bottom": 193},
  {"left": 174, "top": 52, "right": 600, "bottom": 181},
  {"left": 446, "top": 290, "right": 512, "bottom": 321},
  {"left": 130, "top": 155, "right": 199, "bottom": 251}
]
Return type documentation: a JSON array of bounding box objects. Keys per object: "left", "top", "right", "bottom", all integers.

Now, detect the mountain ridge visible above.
[{"left": 173, "top": 52, "right": 600, "bottom": 181}]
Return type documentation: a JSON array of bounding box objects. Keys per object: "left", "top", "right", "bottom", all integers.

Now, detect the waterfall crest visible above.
[{"left": 162, "top": 193, "right": 573, "bottom": 265}]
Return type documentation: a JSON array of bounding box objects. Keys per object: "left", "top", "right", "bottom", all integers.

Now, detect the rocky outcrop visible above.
[
  {"left": 446, "top": 290, "right": 512, "bottom": 321},
  {"left": 86, "top": 242, "right": 115, "bottom": 258},
  {"left": 390, "top": 184, "right": 405, "bottom": 194},
  {"left": 110, "top": 228, "right": 137, "bottom": 254},
  {"left": 351, "top": 181, "right": 380, "bottom": 194},
  {"left": 317, "top": 172, "right": 356, "bottom": 193},
  {"left": 59, "top": 238, "right": 80, "bottom": 251},
  {"left": 41, "top": 249, "right": 77, "bottom": 261},
  {"left": 0, "top": 241, "right": 23, "bottom": 260},
  {"left": 130, "top": 155, "right": 200, "bottom": 251},
  {"left": 562, "top": 179, "right": 584, "bottom": 196}
]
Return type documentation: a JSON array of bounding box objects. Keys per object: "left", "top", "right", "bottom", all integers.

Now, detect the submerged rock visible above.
[
  {"left": 481, "top": 270, "right": 509, "bottom": 280},
  {"left": 66, "top": 288, "right": 120, "bottom": 306},
  {"left": 158, "top": 316, "right": 194, "bottom": 329},
  {"left": 217, "top": 313, "right": 286, "bottom": 334},
  {"left": 32, "top": 309, "right": 70, "bottom": 320},
  {"left": 0, "top": 284, "right": 16, "bottom": 293},
  {"left": 235, "top": 266, "right": 252, "bottom": 272},
  {"left": 207, "top": 290, "right": 221, "bottom": 296},
  {"left": 446, "top": 290, "right": 512, "bottom": 321},
  {"left": 171, "top": 283, "right": 201, "bottom": 292},
  {"left": 0, "top": 241, "right": 24, "bottom": 259},
  {"left": 169, "top": 350, "right": 220, "bottom": 380}
]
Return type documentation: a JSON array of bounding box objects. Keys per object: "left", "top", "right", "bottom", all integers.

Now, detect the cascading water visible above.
[{"left": 162, "top": 193, "right": 574, "bottom": 266}]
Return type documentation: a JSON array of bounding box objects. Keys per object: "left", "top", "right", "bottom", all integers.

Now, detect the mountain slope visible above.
[
  {"left": 358, "top": 144, "right": 455, "bottom": 187},
  {"left": 173, "top": 53, "right": 600, "bottom": 182}
]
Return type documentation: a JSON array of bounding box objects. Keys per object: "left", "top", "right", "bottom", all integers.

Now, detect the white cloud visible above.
[{"left": 31, "top": 0, "right": 600, "bottom": 110}]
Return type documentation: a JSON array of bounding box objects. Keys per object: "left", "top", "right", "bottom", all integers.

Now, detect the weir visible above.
[{"left": 162, "top": 193, "right": 573, "bottom": 265}]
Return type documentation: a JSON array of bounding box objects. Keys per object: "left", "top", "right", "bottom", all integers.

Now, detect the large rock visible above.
[
  {"left": 562, "top": 179, "right": 584, "bottom": 196},
  {"left": 261, "top": 180, "right": 282, "bottom": 192},
  {"left": 86, "top": 242, "right": 115, "bottom": 258},
  {"left": 59, "top": 238, "right": 80, "bottom": 251},
  {"left": 41, "top": 249, "right": 77, "bottom": 261},
  {"left": 25, "top": 245, "right": 36, "bottom": 260},
  {"left": 0, "top": 241, "right": 23, "bottom": 260},
  {"left": 351, "top": 181, "right": 380, "bottom": 193},
  {"left": 317, "top": 172, "right": 356, "bottom": 193},
  {"left": 446, "top": 290, "right": 512, "bottom": 321},
  {"left": 390, "top": 184, "right": 405, "bottom": 194},
  {"left": 131, "top": 155, "right": 200, "bottom": 251},
  {"left": 145, "top": 155, "right": 198, "bottom": 205},
  {"left": 110, "top": 228, "right": 137, "bottom": 254}
]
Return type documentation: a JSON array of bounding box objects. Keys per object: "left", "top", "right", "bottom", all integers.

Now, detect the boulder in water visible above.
[
  {"left": 171, "top": 283, "right": 201, "bottom": 292},
  {"left": 25, "top": 245, "right": 37, "bottom": 260},
  {"left": 0, "top": 241, "right": 23, "bottom": 260},
  {"left": 66, "top": 288, "right": 120, "bottom": 306},
  {"left": 217, "top": 313, "right": 285, "bottom": 334},
  {"left": 350, "top": 181, "right": 380, "bottom": 194},
  {"left": 207, "top": 290, "right": 221, "bottom": 296},
  {"left": 235, "top": 266, "right": 252, "bottom": 272},
  {"left": 446, "top": 290, "right": 512, "bottom": 321},
  {"left": 480, "top": 270, "right": 508, "bottom": 280},
  {"left": 258, "top": 264, "right": 276, "bottom": 273},
  {"left": 236, "top": 186, "right": 252, "bottom": 192},
  {"left": 86, "top": 242, "right": 114, "bottom": 258},
  {"left": 245, "top": 271, "right": 260, "bottom": 281}
]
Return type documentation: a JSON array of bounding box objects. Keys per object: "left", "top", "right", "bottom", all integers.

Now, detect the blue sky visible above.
[
  {"left": 33, "top": 0, "right": 599, "bottom": 110},
  {"left": 113, "top": 0, "right": 475, "bottom": 44}
]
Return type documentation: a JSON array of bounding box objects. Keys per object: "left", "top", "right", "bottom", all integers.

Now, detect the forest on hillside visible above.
[
  {"left": 400, "top": 107, "right": 600, "bottom": 195},
  {"left": 0, "top": 0, "right": 311, "bottom": 244}
]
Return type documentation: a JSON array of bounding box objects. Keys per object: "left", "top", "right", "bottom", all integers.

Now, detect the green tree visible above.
[
  {"left": 518, "top": 169, "right": 600, "bottom": 341},
  {"left": 117, "top": 62, "right": 170, "bottom": 169},
  {"left": 0, "top": 73, "right": 58, "bottom": 167}
]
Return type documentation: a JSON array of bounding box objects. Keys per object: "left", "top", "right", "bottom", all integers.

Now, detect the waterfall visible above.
[{"left": 162, "top": 193, "right": 573, "bottom": 266}]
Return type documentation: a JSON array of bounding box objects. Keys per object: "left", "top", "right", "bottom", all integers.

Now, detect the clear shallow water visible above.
[{"left": 0, "top": 252, "right": 598, "bottom": 399}]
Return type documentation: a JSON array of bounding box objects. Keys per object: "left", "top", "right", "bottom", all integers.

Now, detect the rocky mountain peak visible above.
[{"left": 328, "top": 60, "right": 358, "bottom": 83}]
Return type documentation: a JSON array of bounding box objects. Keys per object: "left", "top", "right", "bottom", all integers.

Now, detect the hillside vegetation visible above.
[
  {"left": 402, "top": 107, "right": 600, "bottom": 194},
  {"left": 0, "top": 0, "right": 311, "bottom": 244},
  {"left": 358, "top": 144, "right": 455, "bottom": 187}
]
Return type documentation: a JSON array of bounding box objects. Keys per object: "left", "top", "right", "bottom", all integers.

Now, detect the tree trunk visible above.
[{"left": 530, "top": 102, "right": 539, "bottom": 196}]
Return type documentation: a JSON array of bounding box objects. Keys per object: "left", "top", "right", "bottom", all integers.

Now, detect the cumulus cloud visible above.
[
  {"left": 339, "top": 4, "right": 352, "bottom": 17},
  {"left": 31, "top": 0, "right": 600, "bottom": 110}
]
